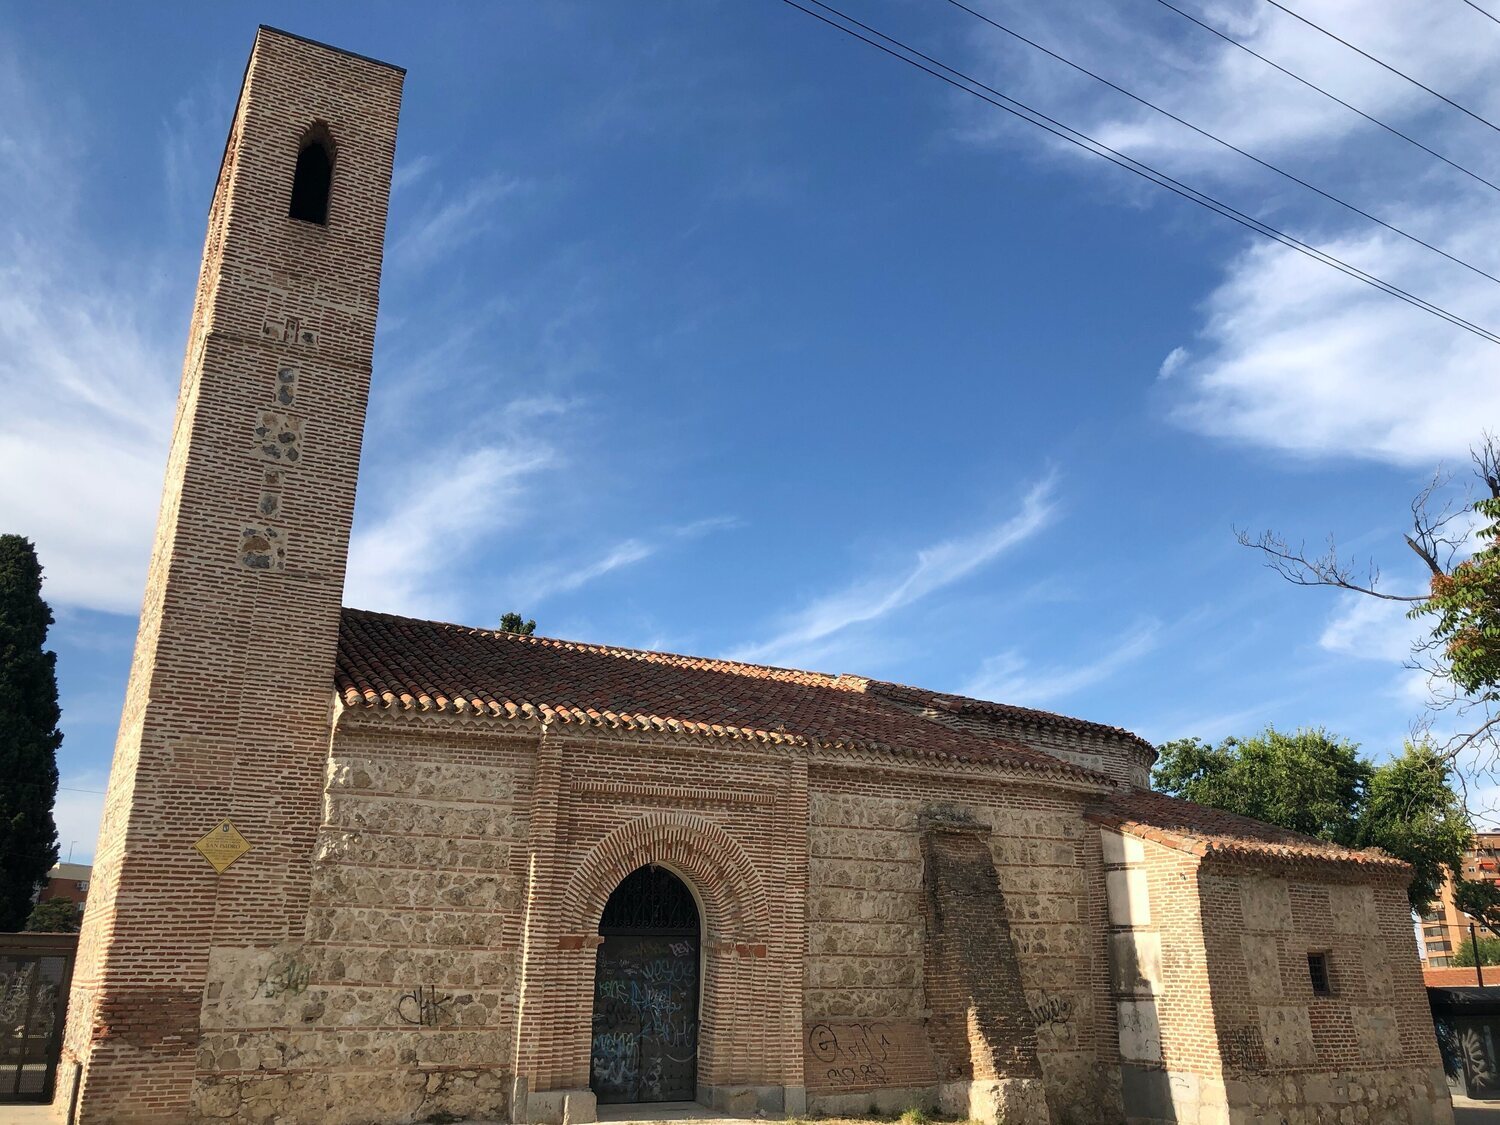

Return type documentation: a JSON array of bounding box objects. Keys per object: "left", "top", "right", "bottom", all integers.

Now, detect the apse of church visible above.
[{"left": 58, "top": 25, "right": 1453, "bottom": 1125}]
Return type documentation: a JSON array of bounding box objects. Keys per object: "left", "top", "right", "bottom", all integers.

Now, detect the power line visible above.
[
  {"left": 1458, "top": 0, "right": 1500, "bottom": 28},
  {"left": 777, "top": 0, "right": 1500, "bottom": 345},
  {"left": 1154, "top": 0, "right": 1500, "bottom": 197},
  {"left": 942, "top": 0, "right": 1500, "bottom": 285},
  {"left": 1262, "top": 0, "right": 1500, "bottom": 136}
]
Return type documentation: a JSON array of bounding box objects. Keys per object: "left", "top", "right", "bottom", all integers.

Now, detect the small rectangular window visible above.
[{"left": 1307, "top": 951, "right": 1333, "bottom": 996}]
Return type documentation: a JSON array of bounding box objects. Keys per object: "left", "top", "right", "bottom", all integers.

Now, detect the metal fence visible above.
[{"left": 1, "top": 932, "right": 77, "bottom": 1103}]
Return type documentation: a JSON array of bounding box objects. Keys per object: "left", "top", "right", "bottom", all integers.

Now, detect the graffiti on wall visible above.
[
  {"left": 1027, "top": 993, "right": 1072, "bottom": 1028},
  {"left": 808, "top": 1022, "right": 894, "bottom": 1088},
  {"left": 396, "top": 985, "right": 454, "bottom": 1026},
  {"left": 256, "top": 958, "right": 310, "bottom": 1000}
]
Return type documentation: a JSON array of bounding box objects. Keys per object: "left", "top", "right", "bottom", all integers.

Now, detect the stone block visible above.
[
  {"left": 1101, "top": 828, "right": 1145, "bottom": 867},
  {"left": 1351, "top": 1004, "right": 1403, "bottom": 1061},
  {"left": 1118, "top": 999, "right": 1163, "bottom": 1062},
  {"left": 1242, "top": 934, "right": 1283, "bottom": 1002},
  {"left": 1106, "top": 869, "right": 1151, "bottom": 928},
  {"left": 1259, "top": 1005, "right": 1315, "bottom": 1066},
  {"left": 1327, "top": 883, "right": 1378, "bottom": 933},
  {"left": 1240, "top": 877, "right": 1292, "bottom": 932},
  {"left": 1110, "top": 930, "right": 1163, "bottom": 996}
]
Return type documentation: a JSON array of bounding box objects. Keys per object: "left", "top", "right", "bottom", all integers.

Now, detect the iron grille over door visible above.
[{"left": 590, "top": 866, "right": 700, "bottom": 1104}]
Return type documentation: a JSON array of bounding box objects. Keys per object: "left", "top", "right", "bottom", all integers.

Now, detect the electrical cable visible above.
[
  {"left": 1262, "top": 0, "right": 1500, "bottom": 135},
  {"left": 778, "top": 0, "right": 1500, "bottom": 345},
  {"left": 1457, "top": 0, "right": 1500, "bottom": 28},
  {"left": 943, "top": 0, "right": 1500, "bottom": 285},
  {"left": 1154, "top": 0, "right": 1500, "bottom": 197}
]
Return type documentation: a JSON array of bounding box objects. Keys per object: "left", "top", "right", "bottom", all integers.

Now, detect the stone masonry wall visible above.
[
  {"left": 805, "top": 767, "right": 1121, "bottom": 1124},
  {"left": 191, "top": 721, "right": 536, "bottom": 1125},
  {"left": 1195, "top": 862, "right": 1452, "bottom": 1125}
]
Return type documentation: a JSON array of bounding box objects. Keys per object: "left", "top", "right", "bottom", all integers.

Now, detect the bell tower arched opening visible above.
[{"left": 590, "top": 865, "right": 701, "bottom": 1104}]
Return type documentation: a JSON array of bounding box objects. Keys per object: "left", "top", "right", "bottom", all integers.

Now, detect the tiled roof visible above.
[
  {"left": 871, "top": 681, "right": 1157, "bottom": 757},
  {"left": 335, "top": 609, "right": 1102, "bottom": 778},
  {"left": 1424, "top": 966, "right": 1499, "bottom": 988},
  {"left": 1087, "top": 788, "right": 1408, "bottom": 869}
]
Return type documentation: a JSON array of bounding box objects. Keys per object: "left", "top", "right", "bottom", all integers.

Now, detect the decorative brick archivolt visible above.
[{"left": 562, "top": 811, "right": 771, "bottom": 945}]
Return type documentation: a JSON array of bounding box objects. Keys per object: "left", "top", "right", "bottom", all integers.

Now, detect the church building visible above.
[{"left": 59, "top": 26, "right": 1452, "bottom": 1125}]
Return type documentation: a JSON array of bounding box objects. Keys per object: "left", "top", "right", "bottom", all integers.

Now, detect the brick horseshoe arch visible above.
[{"left": 563, "top": 812, "right": 771, "bottom": 943}]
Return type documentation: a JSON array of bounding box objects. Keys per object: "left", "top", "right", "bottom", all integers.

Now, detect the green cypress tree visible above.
[{"left": 0, "top": 536, "right": 61, "bottom": 930}]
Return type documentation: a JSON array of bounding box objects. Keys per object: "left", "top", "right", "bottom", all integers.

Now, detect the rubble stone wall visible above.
[
  {"left": 804, "top": 767, "right": 1121, "bottom": 1123},
  {"left": 190, "top": 722, "right": 536, "bottom": 1124},
  {"left": 1195, "top": 862, "right": 1453, "bottom": 1125}
]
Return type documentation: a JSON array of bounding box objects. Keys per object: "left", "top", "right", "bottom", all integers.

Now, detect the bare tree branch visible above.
[{"left": 1234, "top": 528, "right": 1426, "bottom": 601}]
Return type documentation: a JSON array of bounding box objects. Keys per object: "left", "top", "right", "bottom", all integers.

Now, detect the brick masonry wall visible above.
[
  {"left": 1107, "top": 828, "right": 1453, "bottom": 1125},
  {"left": 928, "top": 709, "right": 1154, "bottom": 788},
  {"left": 60, "top": 28, "right": 403, "bottom": 1125},
  {"left": 1195, "top": 861, "right": 1452, "bottom": 1124}
]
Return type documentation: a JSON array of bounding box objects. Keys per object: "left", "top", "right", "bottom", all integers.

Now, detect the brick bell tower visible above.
[{"left": 61, "top": 29, "right": 402, "bottom": 1122}]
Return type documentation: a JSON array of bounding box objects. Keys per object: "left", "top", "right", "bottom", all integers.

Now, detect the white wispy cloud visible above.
[
  {"left": 508, "top": 516, "right": 739, "bottom": 606},
  {"left": 955, "top": 0, "right": 1500, "bottom": 466},
  {"left": 344, "top": 441, "right": 557, "bottom": 621},
  {"left": 962, "top": 619, "right": 1162, "bottom": 708},
  {"left": 727, "top": 477, "right": 1057, "bottom": 667},
  {"left": 390, "top": 172, "right": 529, "bottom": 272},
  {"left": 0, "top": 54, "right": 181, "bottom": 614},
  {"left": 1318, "top": 592, "right": 1422, "bottom": 664}
]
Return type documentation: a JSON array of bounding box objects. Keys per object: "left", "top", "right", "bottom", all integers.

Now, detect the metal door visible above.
[
  {"left": 589, "top": 866, "right": 700, "bottom": 1103},
  {"left": 1, "top": 937, "right": 75, "bottom": 1103}
]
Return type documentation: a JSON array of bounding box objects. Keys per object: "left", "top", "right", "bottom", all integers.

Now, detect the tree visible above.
[
  {"left": 1155, "top": 728, "right": 1475, "bottom": 915},
  {"left": 1452, "top": 933, "right": 1500, "bottom": 968},
  {"left": 1154, "top": 727, "right": 1369, "bottom": 845},
  {"left": 23, "top": 898, "right": 79, "bottom": 934},
  {"left": 1352, "top": 743, "right": 1472, "bottom": 912},
  {"left": 499, "top": 612, "right": 536, "bottom": 636},
  {"left": 0, "top": 536, "right": 61, "bottom": 931},
  {"left": 1238, "top": 435, "right": 1500, "bottom": 779}
]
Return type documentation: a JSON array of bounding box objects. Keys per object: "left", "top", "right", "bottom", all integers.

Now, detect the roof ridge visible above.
[
  {"left": 871, "top": 680, "right": 1156, "bottom": 754},
  {"left": 340, "top": 607, "right": 855, "bottom": 689}
]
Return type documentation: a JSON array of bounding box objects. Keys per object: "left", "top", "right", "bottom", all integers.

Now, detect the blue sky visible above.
[{"left": 3, "top": 1, "right": 1497, "bottom": 861}]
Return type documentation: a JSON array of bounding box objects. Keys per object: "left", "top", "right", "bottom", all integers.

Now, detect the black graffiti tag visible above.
[
  {"left": 1027, "top": 993, "right": 1072, "bottom": 1028},
  {"left": 396, "top": 984, "right": 453, "bottom": 1026}
]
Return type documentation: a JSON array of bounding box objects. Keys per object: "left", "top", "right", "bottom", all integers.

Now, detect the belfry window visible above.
[{"left": 288, "top": 125, "right": 334, "bottom": 224}]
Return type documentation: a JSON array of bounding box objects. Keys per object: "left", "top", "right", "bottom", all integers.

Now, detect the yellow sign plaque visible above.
[{"left": 194, "top": 819, "right": 252, "bottom": 873}]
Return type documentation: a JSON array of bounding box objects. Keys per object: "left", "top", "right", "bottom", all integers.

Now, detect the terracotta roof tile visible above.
[
  {"left": 1424, "top": 966, "right": 1498, "bottom": 988},
  {"left": 870, "top": 681, "right": 1158, "bottom": 758},
  {"left": 1087, "top": 788, "right": 1407, "bottom": 870},
  {"left": 335, "top": 609, "right": 1101, "bottom": 778}
]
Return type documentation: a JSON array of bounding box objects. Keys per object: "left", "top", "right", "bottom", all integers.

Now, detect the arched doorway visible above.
[{"left": 590, "top": 865, "right": 700, "bottom": 1104}]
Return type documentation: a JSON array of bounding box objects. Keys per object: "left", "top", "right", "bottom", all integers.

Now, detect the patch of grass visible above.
[{"left": 898, "top": 1108, "right": 930, "bottom": 1125}]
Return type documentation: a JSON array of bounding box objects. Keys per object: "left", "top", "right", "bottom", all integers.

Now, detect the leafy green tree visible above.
[
  {"left": 1414, "top": 489, "right": 1500, "bottom": 703},
  {"left": 1155, "top": 729, "right": 1478, "bottom": 915},
  {"left": 1452, "top": 933, "right": 1500, "bottom": 968},
  {"left": 499, "top": 612, "right": 536, "bottom": 636},
  {"left": 1353, "top": 743, "right": 1473, "bottom": 912},
  {"left": 23, "top": 898, "right": 79, "bottom": 934},
  {"left": 0, "top": 536, "right": 61, "bottom": 930},
  {"left": 1154, "top": 727, "right": 1369, "bottom": 845}
]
